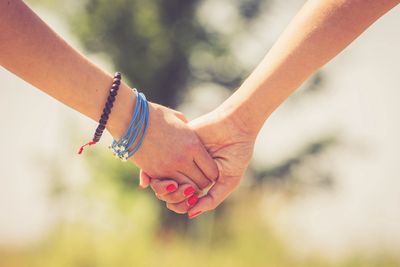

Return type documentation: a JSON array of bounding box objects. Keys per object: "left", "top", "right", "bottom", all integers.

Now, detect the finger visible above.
[
  {"left": 174, "top": 111, "right": 189, "bottom": 123},
  {"left": 150, "top": 179, "right": 178, "bottom": 196},
  {"left": 147, "top": 172, "right": 200, "bottom": 203},
  {"left": 139, "top": 170, "right": 151, "bottom": 189},
  {"left": 187, "top": 176, "right": 240, "bottom": 219},
  {"left": 194, "top": 145, "right": 219, "bottom": 182},
  {"left": 180, "top": 162, "right": 212, "bottom": 190},
  {"left": 166, "top": 202, "right": 189, "bottom": 214},
  {"left": 166, "top": 194, "right": 199, "bottom": 214},
  {"left": 157, "top": 183, "right": 198, "bottom": 204},
  {"left": 170, "top": 171, "right": 195, "bottom": 185}
]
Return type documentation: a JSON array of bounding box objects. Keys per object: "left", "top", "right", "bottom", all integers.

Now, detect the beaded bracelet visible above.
[
  {"left": 109, "top": 88, "right": 149, "bottom": 161},
  {"left": 78, "top": 72, "right": 122, "bottom": 154}
]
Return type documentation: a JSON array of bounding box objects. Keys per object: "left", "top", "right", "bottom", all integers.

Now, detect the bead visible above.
[
  {"left": 114, "top": 72, "right": 121, "bottom": 79},
  {"left": 81, "top": 71, "right": 124, "bottom": 153},
  {"left": 107, "top": 95, "right": 116, "bottom": 102},
  {"left": 106, "top": 102, "right": 113, "bottom": 110},
  {"left": 106, "top": 100, "right": 114, "bottom": 107}
]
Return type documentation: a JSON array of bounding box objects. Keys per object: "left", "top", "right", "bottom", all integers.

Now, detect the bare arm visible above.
[
  {"left": 0, "top": 0, "right": 218, "bottom": 190},
  {"left": 145, "top": 0, "right": 399, "bottom": 217},
  {"left": 0, "top": 0, "right": 134, "bottom": 137},
  {"left": 221, "top": 0, "right": 399, "bottom": 135}
]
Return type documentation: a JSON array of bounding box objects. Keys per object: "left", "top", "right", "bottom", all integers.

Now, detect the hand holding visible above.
[
  {"left": 141, "top": 109, "right": 256, "bottom": 217},
  {"left": 126, "top": 103, "right": 219, "bottom": 190}
]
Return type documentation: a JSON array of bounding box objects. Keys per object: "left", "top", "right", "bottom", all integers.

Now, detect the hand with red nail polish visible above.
[
  {"left": 188, "top": 211, "right": 202, "bottom": 219},
  {"left": 138, "top": 0, "right": 400, "bottom": 218},
  {"left": 186, "top": 112, "right": 254, "bottom": 217},
  {"left": 141, "top": 110, "right": 254, "bottom": 218},
  {"left": 130, "top": 105, "right": 219, "bottom": 191},
  {"left": 144, "top": 177, "right": 201, "bottom": 211},
  {"left": 184, "top": 186, "right": 196, "bottom": 197},
  {"left": 166, "top": 184, "right": 177, "bottom": 192},
  {"left": 187, "top": 194, "right": 198, "bottom": 207}
]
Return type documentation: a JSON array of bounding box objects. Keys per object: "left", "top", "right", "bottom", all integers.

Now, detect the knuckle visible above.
[
  {"left": 164, "top": 194, "right": 185, "bottom": 204},
  {"left": 208, "top": 194, "right": 221, "bottom": 210},
  {"left": 171, "top": 195, "right": 186, "bottom": 204},
  {"left": 188, "top": 139, "right": 201, "bottom": 154},
  {"left": 198, "top": 179, "right": 212, "bottom": 190},
  {"left": 155, "top": 193, "right": 164, "bottom": 201},
  {"left": 209, "top": 168, "right": 219, "bottom": 181},
  {"left": 210, "top": 200, "right": 219, "bottom": 210},
  {"left": 173, "top": 153, "right": 187, "bottom": 165},
  {"left": 166, "top": 203, "right": 176, "bottom": 212},
  {"left": 166, "top": 203, "right": 186, "bottom": 214},
  {"left": 150, "top": 183, "right": 162, "bottom": 194}
]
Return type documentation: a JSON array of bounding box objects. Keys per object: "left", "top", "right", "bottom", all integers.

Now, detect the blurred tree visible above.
[
  {"left": 54, "top": 0, "right": 269, "bottom": 107},
  {"left": 68, "top": 0, "right": 222, "bottom": 107}
]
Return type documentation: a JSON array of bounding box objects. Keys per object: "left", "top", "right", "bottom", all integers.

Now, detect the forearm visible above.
[
  {"left": 219, "top": 0, "right": 398, "bottom": 135},
  {"left": 0, "top": 0, "right": 133, "bottom": 138}
]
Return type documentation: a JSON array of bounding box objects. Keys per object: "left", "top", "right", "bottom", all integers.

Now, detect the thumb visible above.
[
  {"left": 187, "top": 178, "right": 237, "bottom": 219},
  {"left": 139, "top": 169, "right": 151, "bottom": 188}
]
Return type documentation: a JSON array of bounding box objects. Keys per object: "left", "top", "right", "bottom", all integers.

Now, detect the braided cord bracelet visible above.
[
  {"left": 109, "top": 88, "right": 150, "bottom": 161},
  {"left": 78, "top": 72, "right": 122, "bottom": 154},
  {"left": 78, "top": 71, "right": 150, "bottom": 161}
]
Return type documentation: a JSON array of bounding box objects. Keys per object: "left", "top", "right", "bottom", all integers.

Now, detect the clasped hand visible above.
[{"left": 130, "top": 103, "right": 255, "bottom": 219}]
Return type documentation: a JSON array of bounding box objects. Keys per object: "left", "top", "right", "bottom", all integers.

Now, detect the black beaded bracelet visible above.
[{"left": 78, "top": 72, "right": 122, "bottom": 154}]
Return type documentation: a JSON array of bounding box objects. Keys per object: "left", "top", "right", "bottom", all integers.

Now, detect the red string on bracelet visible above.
[
  {"left": 78, "top": 72, "right": 122, "bottom": 155},
  {"left": 78, "top": 141, "right": 97, "bottom": 155}
]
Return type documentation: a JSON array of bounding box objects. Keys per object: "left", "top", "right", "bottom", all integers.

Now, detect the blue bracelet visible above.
[{"left": 109, "top": 88, "right": 150, "bottom": 161}]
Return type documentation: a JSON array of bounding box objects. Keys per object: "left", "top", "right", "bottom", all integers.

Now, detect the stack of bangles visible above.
[{"left": 78, "top": 72, "right": 149, "bottom": 162}]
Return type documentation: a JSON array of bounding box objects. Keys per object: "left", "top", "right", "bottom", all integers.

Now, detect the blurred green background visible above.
[{"left": 0, "top": 0, "right": 399, "bottom": 266}]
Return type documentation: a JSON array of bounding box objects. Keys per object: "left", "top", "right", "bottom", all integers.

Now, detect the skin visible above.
[
  {"left": 0, "top": 0, "right": 219, "bottom": 190},
  {"left": 143, "top": 0, "right": 399, "bottom": 218}
]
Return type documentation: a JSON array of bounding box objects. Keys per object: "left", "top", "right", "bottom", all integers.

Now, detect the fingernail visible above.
[
  {"left": 187, "top": 194, "right": 198, "bottom": 207},
  {"left": 188, "top": 211, "right": 202, "bottom": 219},
  {"left": 166, "top": 184, "right": 177, "bottom": 192},
  {"left": 184, "top": 186, "right": 195, "bottom": 196}
]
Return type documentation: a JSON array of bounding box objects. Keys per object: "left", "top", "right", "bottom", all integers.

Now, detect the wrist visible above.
[
  {"left": 215, "top": 92, "right": 271, "bottom": 139},
  {"left": 205, "top": 104, "right": 259, "bottom": 145},
  {"left": 106, "top": 84, "right": 137, "bottom": 139}
]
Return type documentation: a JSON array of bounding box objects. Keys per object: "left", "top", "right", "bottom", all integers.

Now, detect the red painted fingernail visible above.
[
  {"left": 166, "top": 184, "right": 177, "bottom": 192},
  {"left": 187, "top": 194, "right": 198, "bottom": 207},
  {"left": 184, "top": 186, "right": 195, "bottom": 196},
  {"left": 188, "top": 211, "right": 202, "bottom": 219}
]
